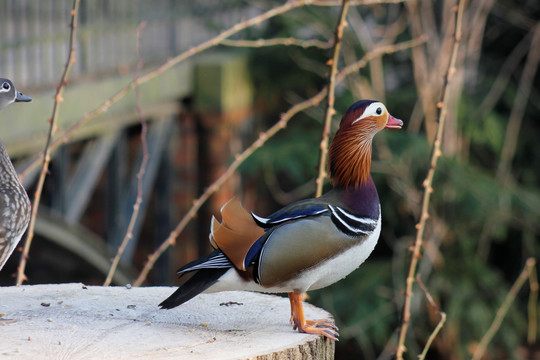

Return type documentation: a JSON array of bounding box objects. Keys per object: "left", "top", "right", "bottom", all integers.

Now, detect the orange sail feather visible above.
[{"left": 209, "top": 197, "right": 265, "bottom": 271}]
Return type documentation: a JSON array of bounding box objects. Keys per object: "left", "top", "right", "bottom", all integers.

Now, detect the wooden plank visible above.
[{"left": 193, "top": 52, "right": 254, "bottom": 256}]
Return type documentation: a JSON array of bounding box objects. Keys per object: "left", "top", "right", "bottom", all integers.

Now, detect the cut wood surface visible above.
[{"left": 1, "top": 283, "right": 334, "bottom": 359}]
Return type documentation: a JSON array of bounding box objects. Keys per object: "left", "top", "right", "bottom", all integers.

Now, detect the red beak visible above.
[{"left": 385, "top": 114, "right": 403, "bottom": 129}]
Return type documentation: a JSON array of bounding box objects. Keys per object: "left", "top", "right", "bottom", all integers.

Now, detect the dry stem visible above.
[
  {"left": 16, "top": 0, "right": 81, "bottom": 285},
  {"left": 395, "top": 1, "right": 466, "bottom": 358},
  {"left": 103, "top": 22, "right": 148, "bottom": 287},
  {"left": 221, "top": 38, "right": 333, "bottom": 49},
  {"left": 472, "top": 258, "right": 537, "bottom": 360},
  {"left": 527, "top": 258, "right": 538, "bottom": 345},
  {"left": 315, "top": 0, "right": 350, "bottom": 197},
  {"left": 313, "top": 0, "right": 405, "bottom": 4},
  {"left": 496, "top": 23, "right": 540, "bottom": 181},
  {"left": 416, "top": 275, "right": 446, "bottom": 360}
]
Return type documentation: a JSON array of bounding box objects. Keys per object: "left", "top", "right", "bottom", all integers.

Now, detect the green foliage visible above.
[
  {"left": 240, "top": 116, "right": 321, "bottom": 183},
  {"left": 464, "top": 111, "right": 505, "bottom": 155}
]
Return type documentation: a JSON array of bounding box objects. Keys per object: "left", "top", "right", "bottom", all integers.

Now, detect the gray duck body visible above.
[{"left": 0, "top": 78, "right": 31, "bottom": 271}]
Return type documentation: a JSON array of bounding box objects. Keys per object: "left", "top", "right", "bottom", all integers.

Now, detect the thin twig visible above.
[
  {"left": 472, "top": 258, "right": 537, "bottom": 360},
  {"left": 406, "top": 0, "right": 437, "bottom": 142},
  {"left": 16, "top": 0, "right": 81, "bottom": 285},
  {"left": 496, "top": 23, "right": 540, "bottom": 181},
  {"left": 313, "top": 0, "right": 405, "bottom": 4},
  {"left": 337, "top": 36, "right": 426, "bottom": 81},
  {"left": 395, "top": 1, "right": 466, "bottom": 358},
  {"left": 104, "top": 21, "right": 148, "bottom": 287},
  {"left": 416, "top": 275, "right": 446, "bottom": 360},
  {"left": 527, "top": 257, "right": 538, "bottom": 345},
  {"left": 315, "top": 0, "right": 350, "bottom": 197},
  {"left": 133, "top": 37, "right": 425, "bottom": 286},
  {"left": 221, "top": 38, "right": 333, "bottom": 49},
  {"left": 474, "top": 31, "right": 531, "bottom": 119}
]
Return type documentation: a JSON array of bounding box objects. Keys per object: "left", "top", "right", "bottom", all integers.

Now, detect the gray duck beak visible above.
[{"left": 15, "top": 91, "right": 32, "bottom": 103}]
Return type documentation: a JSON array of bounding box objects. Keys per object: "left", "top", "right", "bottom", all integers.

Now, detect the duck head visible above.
[
  {"left": 0, "top": 78, "right": 32, "bottom": 111},
  {"left": 329, "top": 100, "right": 403, "bottom": 189}
]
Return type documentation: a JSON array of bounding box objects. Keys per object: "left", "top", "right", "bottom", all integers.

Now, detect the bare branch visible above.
[
  {"left": 528, "top": 257, "right": 538, "bottom": 345},
  {"left": 221, "top": 38, "right": 333, "bottom": 49},
  {"left": 472, "top": 258, "right": 537, "bottom": 360},
  {"left": 416, "top": 275, "right": 446, "bottom": 360},
  {"left": 496, "top": 23, "right": 540, "bottom": 181},
  {"left": 16, "top": 0, "right": 81, "bottom": 285},
  {"left": 395, "top": 1, "right": 466, "bottom": 358},
  {"left": 474, "top": 32, "right": 530, "bottom": 119},
  {"left": 104, "top": 21, "right": 148, "bottom": 287},
  {"left": 337, "top": 36, "right": 426, "bottom": 82},
  {"left": 313, "top": 0, "right": 405, "bottom": 4},
  {"left": 315, "top": 0, "right": 350, "bottom": 197}
]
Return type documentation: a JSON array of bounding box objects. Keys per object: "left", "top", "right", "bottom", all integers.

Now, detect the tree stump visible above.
[{"left": 1, "top": 283, "right": 334, "bottom": 359}]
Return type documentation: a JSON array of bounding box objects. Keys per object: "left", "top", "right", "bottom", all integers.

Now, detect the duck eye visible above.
[
  {"left": 2, "top": 82, "right": 10, "bottom": 90},
  {"left": 376, "top": 107, "right": 382, "bottom": 115}
]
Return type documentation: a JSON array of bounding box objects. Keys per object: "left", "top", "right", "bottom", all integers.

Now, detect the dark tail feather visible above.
[{"left": 159, "top": 267, "right": 229, "bottom": 309}]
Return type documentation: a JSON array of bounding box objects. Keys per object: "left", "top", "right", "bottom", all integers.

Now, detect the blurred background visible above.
[{"left": 0, "top": 0, "right": 538, "bottom": 359}]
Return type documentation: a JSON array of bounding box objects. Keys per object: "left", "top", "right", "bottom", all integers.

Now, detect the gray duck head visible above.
[{"left": 0, "top": 78, "right": 32, "bottom": 111}]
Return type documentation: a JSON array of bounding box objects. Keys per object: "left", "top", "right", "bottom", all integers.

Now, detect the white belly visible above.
[
  {"left": 293, "top": 215, "right": 381, "bottom": 291},
  {"left": 206, "top": 214, "right": 381, "bottom": 294}
]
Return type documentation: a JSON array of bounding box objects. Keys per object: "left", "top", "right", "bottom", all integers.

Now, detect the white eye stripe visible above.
[{"left": 352, "top": 102, "right": 386, "bottom": 124}]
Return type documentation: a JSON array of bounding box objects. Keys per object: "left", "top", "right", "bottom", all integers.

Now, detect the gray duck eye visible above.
[
  {"left": 2, "top": 82, "right": 10, "bottom": 90},
  {"left": 376, "top": 107, "right": 382, "bottom": 115}
]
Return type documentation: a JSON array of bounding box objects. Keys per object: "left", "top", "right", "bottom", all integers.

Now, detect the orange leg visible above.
[
  {"left": 288, "top": 292, "right": 339, "bottom": 341},
  {"left": 289, "top": 292, "right": 309, "bottom": 323}
]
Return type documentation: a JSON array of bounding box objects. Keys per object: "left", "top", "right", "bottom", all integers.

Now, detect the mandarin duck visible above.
[
  {"left": 0, "top": 78, "right": 32, "bottom": 271},
  {"left": 160, "top": 100, "right": 403, "bottom": 340}
]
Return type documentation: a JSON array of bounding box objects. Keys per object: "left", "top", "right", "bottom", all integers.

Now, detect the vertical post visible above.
[
  {"left": 193, "top": 52, "right": 253, "bottom": 256},
  {"left": 169, "top": 98, "right": 200, "bottom": 273},
  {"left": 152, "top": 118, "right": 174, "bottom": 285}
]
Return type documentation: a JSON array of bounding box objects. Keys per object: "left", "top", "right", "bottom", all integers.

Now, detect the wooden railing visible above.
[{"left": 0, "top": 0, "right": 258, "bottom": 89}]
